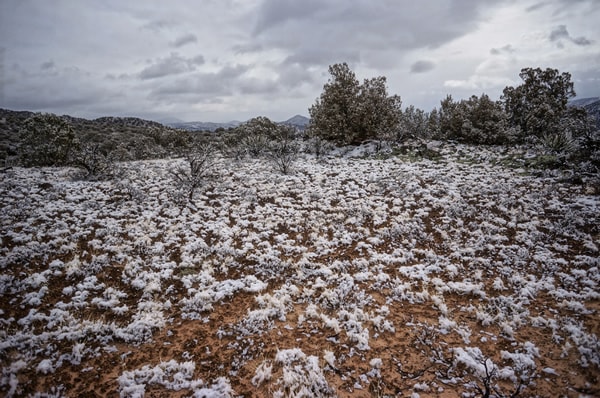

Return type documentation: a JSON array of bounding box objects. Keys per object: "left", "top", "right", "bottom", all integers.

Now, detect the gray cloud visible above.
[
  {"left": 40, "top": 60, "right": 55, "bottom": 70},
  {"left": 277, "top": 63, "right": 316, "bottom": 88},
  {"left": 232, "top": 43, "right": 264, "bottom": 54},
  {"left": 3, "top": 63, "right": 112, "bottom": 115},
  {"left": 141, "top": 19, "right": 177, "bottom": 32},
  {"left": 550, "top": 25, "right": 570, "bottom": 41},
  {"left": 550, "top": 25, "right": 592, "bottom": 47},
  {"left": 283, "top": 48, "right": 361, "bottom": 68},
  {"left": 572, "top": 36, "right": 592, "bottom": 46},
  {"left": 150, "top": 75, "right": 230, "bottom": 99},
  {"left": 171, "top": 33, "right": 198, "bottom": 48},
  {"left": 139, "top": 53, "right": 205, "bottom": 80},
  {"left": 490, "top": 44, "right": 516, "bottom": 55},
  {"left": 526, "top": 2, "right": 549, "bottom": 12},
  {"left": 250, "top": 0, "right": 498, "bottom": 70},
  {"left": 238, "top": 78, "right": 279, "bottom": 95},
  {"left": 149, "top": 64, "right": 250, "bottom": 101},
  {"left": 1, "top": 0, "right": 599, "bottom": 122},
  {"left": 253, "top": 0, "right": 325, "bottom": 36},
  {"left": 410, "top": 60, "right": 435, "bottom": 74}
]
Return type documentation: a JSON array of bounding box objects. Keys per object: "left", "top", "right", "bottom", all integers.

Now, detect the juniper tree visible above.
[
  {"left": 308, "top": 63, "right": 402, "bottom": 146},
  {"left": 355, "top": 76, "right": 402, "bottom": 145},
  {"left": 19, "top": 113, "right": 78, "bottom": 167},
  {"left": 501, "top": 67, "right": 575, "bottom": 139},
  {"left": 223, "top": 116, "right": 279, "bottom": 158},
  {"left": 398, "top": 105, "right": 430, "bottom": 141},
  {"left": 308, "top": 63, "right": 361, "bottom": 145},
  {"left": 438, "top": 94, "right": 517, "bottom": 145}
]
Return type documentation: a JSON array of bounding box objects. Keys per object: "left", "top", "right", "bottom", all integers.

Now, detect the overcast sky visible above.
[{"left": 0, "top": 0, "right": 598, "bottom": 123}]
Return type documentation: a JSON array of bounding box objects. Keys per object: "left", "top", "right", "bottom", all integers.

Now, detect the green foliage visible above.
[
  {"left": 427, "top": 108, "right": 442, "bottom": 139},
  {"left": 308, "top": 63, "right": 402, "bottom": 145},
  {"left": 354, "top": 76, "right": 402, "bottom": 144},
  {"left": 229, "top": 116, "right": 279, "bottom": 157},
  {"left": 19, "top": 113, "right": 78, "bottom": 166},
  {"left": 501, "top": 67, "right": 575, "bottom": 138},
  {"left": 398, "top": 105, "right": 430, "bottom": 141},
  {"left": 539, "top": 131, "right": 577, "bottom": 155},
  {"left": 308, "top": 63, "right": 360, "bottom": 145},
  {"left": 500, "top": 67, "right": 599, "bottom": 171},
  {"left": 220, "top": 116, "right": 300, "bottom": 173},
  {"left": 438, "top": 94, "right": 517, "bottom": 145}
]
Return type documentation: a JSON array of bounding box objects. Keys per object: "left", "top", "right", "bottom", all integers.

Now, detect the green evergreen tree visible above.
[
  {"left": 19, "top": 113, "right": 78, "bottom": 166},
  {"left": 501, "top": 67, "right": 575, "bottom": 138},
  {"left": 309, "top": 63, "right": 401, "bottom": 145}
]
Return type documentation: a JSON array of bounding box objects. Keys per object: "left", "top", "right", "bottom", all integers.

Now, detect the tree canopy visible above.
[
  {"left": 501, "top": 67, "right": 576, "bottom": 138},
  {"left": 19, "top": 113, "right": 78, "bottom": 167},
  {"left": 309, "top": 63, "right": 402, "bottom": 145}
]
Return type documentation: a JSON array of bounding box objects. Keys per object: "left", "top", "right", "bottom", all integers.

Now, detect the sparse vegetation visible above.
[
  {"left": 1, "top": 145, "right": 598, "bottom": 396},
  {"left": 169, "top": 144, "right": 217, "bottom": 202},
  {"left": 267, "top": 124, "right": 299, "bottom": 174},
  {"left": 0, "top": 63, "right": 599, "bottom": 397},
  {"left": 19, "top": 113, "right": 78, "bottom": 167}
]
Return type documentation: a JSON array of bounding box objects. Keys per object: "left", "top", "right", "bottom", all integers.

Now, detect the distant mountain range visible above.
[
  {"left": 569, "top": 97, "right": 600, "bottom": 108},
  {"left": 167, "top": 120, "right": 242, "bottom": 132},
  {"left": 569, "top": 97, "right": 600, "bottom": 128},
  {"left": 168, "top": 115, "right": 310, "bottom": 132}
]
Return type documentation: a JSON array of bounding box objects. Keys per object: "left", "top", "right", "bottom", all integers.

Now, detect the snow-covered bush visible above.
[
  {"left": 170, "top": 144, "right": 217, "bottom": 201},
  {"left": 19, "top": 113, "right": 78, "bottom": 167},
  {"left": 267, "top": 125, "right": 299, "bottom": 175},
  {"left": 252, "top": 349, "right": 335, "bottom": 397}
]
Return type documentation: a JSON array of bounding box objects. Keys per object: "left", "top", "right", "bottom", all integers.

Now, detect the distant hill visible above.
[
  {"left": 0, "top": 108, "right": 189, "bottom": 163},
  {"left": 168, "top": 120, "right": 242, "bottom": 132},
  {"left": 569, "top": 97, "right": 600, "bottom": 108},
  {"left": 0, "top": 109, "right": 311, "bottom": 164},
  {"left": 169, "top": 115, "right": 310, "bottom": 132},
  {"left": 281, "top": 115, "right": 310, "bottom": 130}
]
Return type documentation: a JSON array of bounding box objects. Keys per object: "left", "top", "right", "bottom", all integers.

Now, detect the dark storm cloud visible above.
[
  {"left": 139, "top": 53, "right": 205, "bottom": 80},
  {"left": 410, "top": 60, "right": 435, "bottom": 74},
  {"left": 250, "top": 0, "right": 501, "bottom": 68}
]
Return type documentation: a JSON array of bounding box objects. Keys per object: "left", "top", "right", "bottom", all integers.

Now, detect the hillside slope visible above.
[{"left": 0, "top": 109, "right": 189, "bottom": 163}]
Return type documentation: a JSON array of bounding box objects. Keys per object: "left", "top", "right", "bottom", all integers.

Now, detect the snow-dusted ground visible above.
[{"left": 1, "top": 145, "right": 598, "bottom": 397}]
